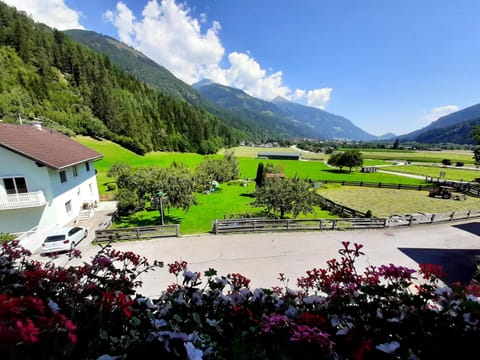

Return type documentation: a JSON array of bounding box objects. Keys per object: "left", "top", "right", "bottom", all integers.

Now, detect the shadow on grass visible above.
[
  {"left": 240, "top": 193, "right": 255, "bottom": 198},
  {"left": 116, "top": 214, "right": 182, "bottom": 227},
  {"left": 321, "top": 169, "right": 351, "bottom": 174}
]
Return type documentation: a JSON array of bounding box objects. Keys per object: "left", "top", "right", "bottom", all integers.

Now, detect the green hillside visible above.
[
  {"left": 0, "top": 2, "right": 238, "bottom": 154},
  {"left": 65, "top": 29, "right": 280, "bottom": 142}
]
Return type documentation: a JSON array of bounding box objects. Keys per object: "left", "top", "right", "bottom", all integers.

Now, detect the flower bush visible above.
[{"left": 1, "top": 240, "right": 479, "bottom": 359}]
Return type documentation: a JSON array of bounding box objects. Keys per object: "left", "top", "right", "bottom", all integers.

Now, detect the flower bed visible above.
[{"left": 1, "top": 240, "right": 479, "bottom": 359}]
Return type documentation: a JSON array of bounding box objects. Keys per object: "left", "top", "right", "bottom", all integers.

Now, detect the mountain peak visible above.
[
  {"left": 192, "top": 79, "right": 215, "bottom": 89},
  {"left": 271, "top": 96, "right": 290, "bottom": 104}
]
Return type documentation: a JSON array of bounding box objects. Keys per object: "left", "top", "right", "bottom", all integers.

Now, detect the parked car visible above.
[{"left": 41, "top": 226, "right": 88, "bottom": 254}]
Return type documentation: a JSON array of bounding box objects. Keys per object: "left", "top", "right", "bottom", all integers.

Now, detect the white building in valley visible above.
[{"left": 0, "top": 124, "right": 103, "bottom": 242}]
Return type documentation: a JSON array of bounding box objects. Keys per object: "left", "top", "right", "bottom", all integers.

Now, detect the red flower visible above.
[
  {"left": 16, "top": 319, "right": 40, "bottom": 343},
  {"left": 419, "top": 263, "right": 446, "bottom": 281}
]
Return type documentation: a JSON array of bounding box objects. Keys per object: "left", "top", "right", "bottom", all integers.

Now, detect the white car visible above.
[{"left": 41, "top": 226, "right": 88, "bottom": 254}]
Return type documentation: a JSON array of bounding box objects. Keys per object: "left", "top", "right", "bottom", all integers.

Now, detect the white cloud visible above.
[
  {"left": 106, "top": 0, "right": 333, "bottom": 109},
  {"left": 421, "top": 105, "right": 459, "bottom": 123},
  {"left": 3, "top": 0, "right": 84, "bottom": 30},
  {"left": 3, "top": 0, "right": 333, "bottom": 109},
  {"left": 306, "top": 88, "right": 333, "bottom": 110},
  {"left": 105, "top": 0, "right": 224, "bottom": 84}
]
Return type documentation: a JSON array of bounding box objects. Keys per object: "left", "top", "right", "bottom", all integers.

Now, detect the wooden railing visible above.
[{"left": 94, "top": 224, "right": 180, "bottom": 243}]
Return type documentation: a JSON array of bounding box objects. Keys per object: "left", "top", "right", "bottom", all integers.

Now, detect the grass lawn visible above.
[
  {"left": 380, "top": 164, "right": 480, "bottom": 182},
  {"left": 75, "top": 137, "right": 477, "bottom": 233},
  {"left": 319, "top": 186, "right": 480, "bottom": 218},
  {"left": 114, "top": 181, "right": 336, "bottom": 234},
  {"left": 358, "top": 149, "right": 476, "bottom": 164}
]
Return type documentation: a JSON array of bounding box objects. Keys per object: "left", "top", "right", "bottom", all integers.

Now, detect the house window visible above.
[
  {"left": 73, "top": 165, "right": 78, "bottom": 177},
  {"left": 59, "top": 171, "right": 67, "bottom": 183},
  {"left": 65, "top": 200, "right": 72, "bottom": 214},
  {"left": 85, "top": 162, "right": 90, "bottom": 172},
  {"left": 3, "top": 177, "right": 28, "bottom": 194}
]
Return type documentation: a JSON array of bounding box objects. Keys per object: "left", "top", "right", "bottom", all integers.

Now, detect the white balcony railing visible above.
[{"left": 0, "top": 191, "right": 47, "bottom": 210}]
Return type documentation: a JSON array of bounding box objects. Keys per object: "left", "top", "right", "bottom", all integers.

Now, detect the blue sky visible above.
[{"left": 4, "top": 0, "right": 480, "bottom": 136}]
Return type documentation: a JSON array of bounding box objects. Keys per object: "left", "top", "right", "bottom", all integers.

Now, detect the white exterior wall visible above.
[
  {"left": 47, "top": 161, "right": 100, "bottom": 227},
  {"left": 0, "top": 147, "right": 100, "bottom": 234}
]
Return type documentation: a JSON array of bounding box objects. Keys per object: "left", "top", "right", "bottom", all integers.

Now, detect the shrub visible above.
[
  {"left": 106, "top": 182, "right": 117, "bottom": 191},
  {"left": 0, "top": 240, "right": 479, "bottom": 359},
  {"left": 456, "top": 161, "right": 465, "bottom": 167},
  {"left": 441, "top": 158, "right": 452, "bottom": 166},
  {"left": 0, "top": 233, "right": 16, "bottom": 243}
]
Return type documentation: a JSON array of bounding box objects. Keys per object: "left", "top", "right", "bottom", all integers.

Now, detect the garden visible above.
[{"left": 1, "top": 239, "right": 479, "bottom": 359}]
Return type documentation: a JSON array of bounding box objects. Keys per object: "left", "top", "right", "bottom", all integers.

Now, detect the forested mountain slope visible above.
[
  {"left": 64, "top": 29, "right": 283, "bottom": 142},
  {"left": 0, "top": 2, "right": 238, "bottom": 154},
  {"left": 401, "top": 103, "right": 480, "bottom": 144}
]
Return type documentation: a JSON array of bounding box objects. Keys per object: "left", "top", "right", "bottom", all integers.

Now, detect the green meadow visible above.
[
  {"left": 76, "top": 137, "right": 478, "bottom": 234},
  {"left": 380, "top": 164, "right": 480, "bottom": 182}
]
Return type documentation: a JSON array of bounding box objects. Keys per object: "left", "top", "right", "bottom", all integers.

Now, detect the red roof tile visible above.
[{"left": 0, "top": 124, "right": 103, "bottom": 170}]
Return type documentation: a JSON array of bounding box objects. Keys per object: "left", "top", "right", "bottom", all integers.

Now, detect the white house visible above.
[{"left": 0, "top": 124, "right": 103, "bottom": 239}]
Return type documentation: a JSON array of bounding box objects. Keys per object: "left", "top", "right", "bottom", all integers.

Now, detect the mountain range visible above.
[
  {"left": 66, "top": 29, "right": 379, "bottom": 142},
  {"left": 399, "top": 103, "right": 480, "bottom": 144},
  {"left": 2, "top": 2, "right": 479, "bottom": 149}
]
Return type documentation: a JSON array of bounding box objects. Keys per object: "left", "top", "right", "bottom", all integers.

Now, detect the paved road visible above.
[{"left": 32, "top": 218, "right": 480, "bottom": 298}]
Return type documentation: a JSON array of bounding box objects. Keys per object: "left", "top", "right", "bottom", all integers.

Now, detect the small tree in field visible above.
[
  {"left": 255, "top": 162, "right": 266, "bottom": 188},
  {"left": 327, "top": 150, "right": 363, "bottom": 172},
  {"left": 253, "top": 176, "right": 316, "bottom": 219},
  {"left": 470, "top": 125, "right": 480, "bottom": 165}
]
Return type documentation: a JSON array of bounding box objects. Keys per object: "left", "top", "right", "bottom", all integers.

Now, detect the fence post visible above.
[
  {"left": 332, "top": 219, "right": 336, "bottom": 230},
  {"left": 430, "top": 214, "right": 435, "bottom": 223},
  {"left": 176, "top": 224, "right": 180, "bottom": 236},
  {"left": 136, "top": 227, "right": 140, "bottom": 239},
  {"left": 450, "top": 212, "right": 455, "bottom": 221},
  {"left": 408, "top": 215, "right": 413, "bottom": 226}
]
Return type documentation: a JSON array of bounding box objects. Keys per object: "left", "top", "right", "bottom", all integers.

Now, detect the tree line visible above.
[{"left": 0, "top": 2, "right": 242, "bottom": 154}]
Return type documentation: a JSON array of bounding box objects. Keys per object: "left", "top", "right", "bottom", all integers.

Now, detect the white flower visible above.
[
  {"left": 376, "top": 341, "right": 400, "bottom": 354},
  {"left": 137, "top": 297, "right": 156, "bottom": 309},
  {"left": 184, "top": 342, "right": 203, "bottom": 360},
  {"left": 466, "top": 294, "right": 480, "bottom": 303},
  {"left": 183, "top": 270, "right": 197, "bottom": 284},
  {"left": 152, "top": 319, "right": 167, "bottom": 328},
  {"left": 206, "top": 318, "right": 218, "bottom": 327},
  {"left": 48, "top": 300, "right": 60, "bottom": 312},
  {"left": 303, "top": 295, "right": 323, "bottom": 305},
  {"left": 97, "top": 355, "right": 121, "bottom": 360},
  {"left": 435, "top": 287, "right": 452, "bottom": 296}
]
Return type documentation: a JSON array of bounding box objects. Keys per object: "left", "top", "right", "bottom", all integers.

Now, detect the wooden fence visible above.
[
  {"left": 212, "top": 218, "right": 387, "bottom": 234},
  {"left": 212, "top": 209, "right": 480, "bottom": 234},
  {"left": 316, "top": 194, "right": 367, "bottom": 217},
  {"left": 94, "top": 224, "right": 179, "bottom": 243},
  {"left": 320, "top": 179, "right": 434, "bottom": 191}
]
